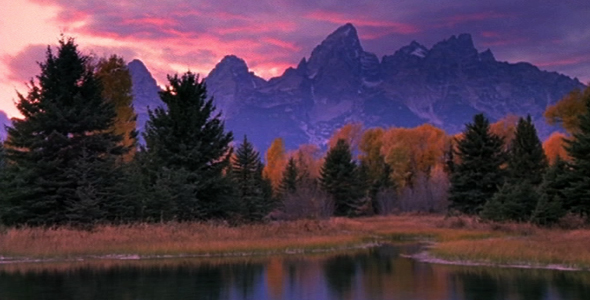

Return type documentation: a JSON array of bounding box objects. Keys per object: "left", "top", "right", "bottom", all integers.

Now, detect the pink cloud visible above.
[
  {"left": 480, "top": 31, "right": 501, "bottom": 38},
  {"left": 214, "top": 20, "right": 297, "bottom": 36},
  {"left": 536, "top": 55, "right": 590, "bottom": 68},
  {"left": 306, "top": 10, "right": 420, "bottom": 35},
  {"left": 14, "top": 0, "right": 590, "bottom": 86},
  {"left": 123, "top": 16, "right": 178, "bottom": 27},
  {"left": 3, "top": 44, "right": 47, "bottom": 83},
  {"left": 439, "top": 11, "right": 510, "bottom": 27},
  {"left": 260, "top": 38, "right": 301, "bottom": 52},
  {"left": 480, "top": 37, "right": 528, "bottom": 47}
]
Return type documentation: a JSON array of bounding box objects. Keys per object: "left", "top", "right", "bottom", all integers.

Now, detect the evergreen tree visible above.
[
  {"left": 279, "top": 157, "right": 299, "bottom": 195},
  {"left": 531, "top": 158, "right": 568, "bottom": 226},
  {"left": 481, "top": 181, "right": 539, "bottom": 222},
  {"left": 0, "top": 142, "right": 6, "bottom": 224},
  {"left": 564, "top": 95, "right": 590, "bottom": 215},
  {"left": 231, "top": 136, "right": 274, "bottom": 222},
  {"left": 1, "top": 38, "right": 125, "bottom": 226},
  {"left": 482, "top": 115, "right": 548, "bottom": 222},
  {"left": 449, "top": 114, "right": 506, "bottom": 214},
  {"left": 320, "top": 139, "right": 364, "bottom": 217},
  {"left": 143, "top": 72, "right": 233, "bottom": 221},
  {"left": 507, "top": 115, "right": 548, "bottom": 185}
]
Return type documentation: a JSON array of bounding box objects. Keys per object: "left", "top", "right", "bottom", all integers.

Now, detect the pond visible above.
[{"left": 1, "top": 244, "right": 589, "bottom": 300}]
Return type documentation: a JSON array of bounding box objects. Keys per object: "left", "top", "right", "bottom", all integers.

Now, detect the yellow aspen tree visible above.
[
  {"left": 263, "top": 137, "right": 287, "bottom": 191},
  {"left": 545, "top": 86, "right": 590, "bottom": 134},
  {"left": 328, "top": 122, "right": 363, "bottom": 152},
  {"left": 543, "top": 131, "right": 570, "bottom": 164},
  {"left": 95, "top": 55, "right": 137, "bottom": 161}
]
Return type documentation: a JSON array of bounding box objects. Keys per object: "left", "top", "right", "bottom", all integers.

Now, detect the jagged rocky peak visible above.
[
  {"left": 381, "top": 41, "right": 428, "bottom": 73},
  {"left": 127, "top": 58, "right": 163, "bottom": 141},
  {"left": 0, "top": 110, "right": 10, "bottom": 140},
  {"left": 306, "top": 23, "right": 365, "bottom": 78},
  {"left": 208, "top": 55, "right": 250, "bottom": 78},
  {"left": 400, "top": 41, "right": 429, "bottom": 58},
  {"left": 324, "top": 23, "right": 360, "bottom": 46},
  {"left": 128, "top": 59, "right": 158, "bottom": 87},
  {"left": 207, "top": 55, "right": 266, "bottom": 89},
  {"left": 127, "top": 59, "right": 160, "bottom": 104},
  {"left": 296, "top": 57, "right": 307, "bottom": 71},
  {"left": 429, "top": 33, "right": 478, "bottom": 58},
  {"left": 128, "top": 59, "right": 148, "bottom": 73},
  {"left": 479, "top": 49, "right": 496, "bottom": 62}
]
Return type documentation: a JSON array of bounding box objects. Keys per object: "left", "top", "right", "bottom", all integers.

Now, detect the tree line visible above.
[{"left": 0, "top": 38, "right": 588, "bottom": 227}]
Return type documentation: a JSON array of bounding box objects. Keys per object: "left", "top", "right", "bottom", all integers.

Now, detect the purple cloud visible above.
[
  {"left": 18, "top": 0, "right": 590, "bottom": 84},
  {"left": 3, "top": 44, "right": 47, "bottom": 83}
]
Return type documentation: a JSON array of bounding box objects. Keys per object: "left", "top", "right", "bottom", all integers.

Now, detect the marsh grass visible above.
[
  {"left": 431, "top": 229, "right": 590, "bottom": 269},
  {"left": 2, "top": 215, "right": 590, "bottom": 269}
]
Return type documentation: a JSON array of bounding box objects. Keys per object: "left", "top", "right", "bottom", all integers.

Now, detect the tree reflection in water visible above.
[{"left": 1, "top": 245, "right": 589, "bottom": 300}]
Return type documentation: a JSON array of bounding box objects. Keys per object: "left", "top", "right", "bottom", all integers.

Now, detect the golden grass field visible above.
[{"left": 1, "top": 215, "right": 589, "bottom": 269}]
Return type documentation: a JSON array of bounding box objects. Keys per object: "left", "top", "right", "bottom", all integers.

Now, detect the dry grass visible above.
[
  {"left": 432, "top": 229, "right": 590, "bottom": 269},
  {"left": 2, "top": 215, "right": 590, "bottom": 269},
  {"left": 0, "top": 219, "right": 365, "bottom": 259}
]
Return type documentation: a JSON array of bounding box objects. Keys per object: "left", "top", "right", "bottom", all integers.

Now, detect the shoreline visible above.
[
  {"left": 2, "top": 242, "right": 585, "bottom": 273},
  {"left": 1, "top": 216, "right": 590, "bottom": 271},
  {"left": 0, "top": 242, "right": 383, "bottom": 266},
  {"left": 402, "top": 251, "right": 585, "bottom": 272}
]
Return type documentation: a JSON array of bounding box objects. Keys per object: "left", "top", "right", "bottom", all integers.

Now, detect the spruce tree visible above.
[
  {"left": 531, "top": 157, "right": 568, "bottom": 225},
  {"left": 449, "top": 114, "right": 506, "bottom": 214},
  {"left": 143, "top": 72, "right": 233, "bottom": 220},
  {"left": 482, "top": 182, "right": 539, "bottom": 222},
  {"left": 320, "top": 139, "right": 363, "bottom": 217},
  {"left": 231, "top": 136, "right": 274, "bottom": 222},
  {"left": 481, "top": 115, "right": 548, "bottom": 222},
  {"left": 1, "top": 38, "right": 125, "bottom": 226},
  {"left": 564, "top": 95, "right": 590, "bottom": 215},
  {"left": 507, "top": 115, "right": 548, "bottom": 185},
  {"left": 279, "top": 157, "right": 299, "bottom": 196}
]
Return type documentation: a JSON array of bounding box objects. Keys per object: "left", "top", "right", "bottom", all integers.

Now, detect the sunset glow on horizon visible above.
[{"left": 1, "top": 0, "right": 589, "bottom": 118}]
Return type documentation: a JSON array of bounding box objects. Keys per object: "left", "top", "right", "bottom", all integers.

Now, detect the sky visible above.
[{"left": 1, "top": 0, "right": 589, "bottom": 118}]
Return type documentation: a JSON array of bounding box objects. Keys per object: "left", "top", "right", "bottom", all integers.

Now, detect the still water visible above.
[{"left": 1, "top": 244, "right": 589, "bottom": 300}]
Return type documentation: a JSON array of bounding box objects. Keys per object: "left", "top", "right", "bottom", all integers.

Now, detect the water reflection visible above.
[{"left": 1, "top": 244, "right": 589, "bottom": 300}]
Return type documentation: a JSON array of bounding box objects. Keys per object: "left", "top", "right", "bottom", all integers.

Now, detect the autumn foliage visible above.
[
  {"left": 543, "top": 131, "right": 569, "bottom": 164},
  {"left": 544, "top": 86, "right": 590, "bottom": 134},
  {"left": 263, "top": 138, "right": 287, "bottom": 190},
  {"left": 380, "top": 124, "right": 450, "bottom": 187}
]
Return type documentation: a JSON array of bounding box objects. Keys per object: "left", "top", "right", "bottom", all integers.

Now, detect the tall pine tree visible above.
[
  {"left": 231, "top": 136, "right": 274, "bottom": 222},
  {"left": 279, "top": 157, "right": 299, "bottom": 196},
  {"left": 320, "top": 139, "right": 364, "bottom": 217},
  {"left": 449, "top": 114, "right": 506, "bottom": 214},
  {"left": 1, "top": 38, "right": 125, "bottom": 226},
  {"left": 481, "top": 115, "right": 547, "bottom": 221},
  {"left": 507, "top": 115, "right": 548, "bottom": 185},
  {"left": 142, "top": 72, "right": 233, "bottom": 221},
  {"left": 564, "top": 94, "right": 590, "bottom": 216},
  {"left": 531, "top": 157, "right": 568, "bottom": 225}
]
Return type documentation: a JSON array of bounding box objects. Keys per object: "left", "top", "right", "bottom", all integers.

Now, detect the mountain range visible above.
[
  {"left": 2, "top": 23, "right": 584, "bottom": 150},
  {"left": 129, "top": 23, "right": 584, "bottom": 151}
]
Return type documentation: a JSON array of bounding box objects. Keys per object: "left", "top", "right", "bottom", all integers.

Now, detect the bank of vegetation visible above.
[
  {"left": 0, "top": 38, "right": 590, "bottom": 269},
  {"left": 3, "top": 215, "right": 590, "bottom": 270}
]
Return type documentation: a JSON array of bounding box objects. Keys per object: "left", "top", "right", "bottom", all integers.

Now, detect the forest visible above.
[{"left": 0, "top": 38, "right": 589, "bottom": 229}]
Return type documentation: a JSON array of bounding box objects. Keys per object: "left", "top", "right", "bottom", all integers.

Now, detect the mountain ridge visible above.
[{"left": 128, "top": 24, "right": 585, "bottom": 150}]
